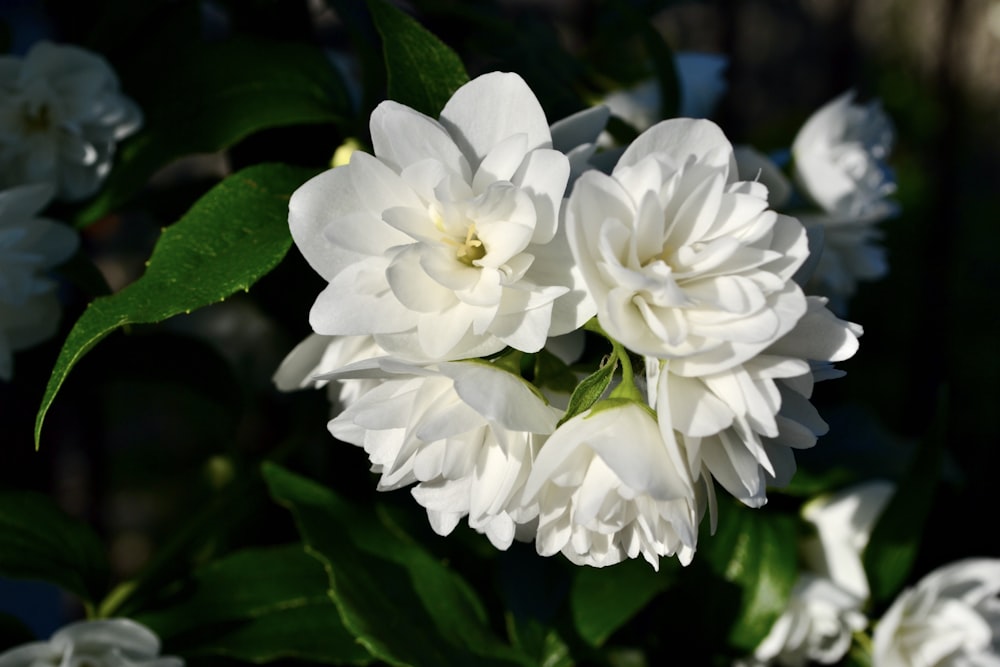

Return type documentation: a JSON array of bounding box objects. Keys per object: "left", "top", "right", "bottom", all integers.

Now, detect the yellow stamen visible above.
[{"left": 443, "top": 224, "right": 487, "bottom": 266}]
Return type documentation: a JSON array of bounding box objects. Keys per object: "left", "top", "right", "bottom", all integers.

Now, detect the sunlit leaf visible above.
[
  {"left": 699, "top": 500, "right": 798, "bottom": 652},
  {"left": 558, "top": 357, "right": 617, "bottom": 425},
  {"left": 36, "top": 164, "right": 314, "bottom": 448}
]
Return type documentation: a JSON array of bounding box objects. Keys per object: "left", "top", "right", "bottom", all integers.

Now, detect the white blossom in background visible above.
[
  {"left": 0, "top": 618, "right": 183, "bottom": 667},
  {"left": 0, "top": 183, "right": 78, "bottom": 381},
  {"left": 742, "top": 480, "right": 895, "bottom": 666},
  {"left": 873, "top": 559, "right": 1000, "bottom": 667},
  {"left": 746, "top": 574, "right": 868, "bottom": 667},
  {"left": 801, "top": 479, "right": 895, "bottom": 600},
  {"left": 521, "top": 398, "right": 699, "bottom": 570},
  {"left": 792, "top": 91, "right": 897, "bottom": 303},
  {"left": 326, "top": 358, "right": 560, "bottom": 549},
  {"left": 0, "top": 41, "right": 142, "bottom": 201},
  {"left": 289, "top": 71, "right": 594, "bottom": 363}
]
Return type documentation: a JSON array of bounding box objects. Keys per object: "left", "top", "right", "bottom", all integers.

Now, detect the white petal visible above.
[
  {"left": 370, "top": 100, "right": 470, "bottom": 176},
  {"left": 511, "top": 148, "right": 570, "bottom": 244},
  {"left": 439, "top": 72, "right": 552, "bottom": 166},
  {"left": 616, "top": 118, "right": 736, "bottom": 175}
]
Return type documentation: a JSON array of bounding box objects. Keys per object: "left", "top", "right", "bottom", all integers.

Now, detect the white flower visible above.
[
  {"left": 567, "top": 117, "right": 810, "bottom": 375},
  {"left": 792, "top": 91, "right": 896, "bottom": 303},
  {"left": 873, "top": 559, "right": 1000, "bottom": 667},
  {"left": 326, "top": 358, "right": 560, "bottom": 549},
  {"left": 793, "top": 91, "right": 895, "bottom": 220},
  {"left": 272, "top": 333, "right": 384, "bottom": 411},
  {"left": 0, "top": 41, "right": 142, "bottom": 201},
  {"left": 521, "top": 398, "right": 699, "bottom": 570},
  {"left": 649, "top": 297, "right": 862, "bottom": 507},
  {"left": 743, "top": 481, "right": 893, "bottom": 666},
  {"left": 801, "top": 479, "right": 896, "bottom": 600},
  {"left": 750, "top": 574, "right": 868, "bottom": 667},
  {"left": 289, "top": 71, "right": 593, "bottom": 362},
  {"left": 0, "top": 183, "right": 78, "bottom": 381},
  {"left": 0, "top": 618, "right": 183, "bottom": 667}
]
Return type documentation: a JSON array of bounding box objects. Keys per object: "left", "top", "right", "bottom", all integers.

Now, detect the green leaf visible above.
[
  {"left": 366, "top": 0, "right": 469, "bottom": 117},
  {"left": 36, "top": 163, "right": 315, "bottom": 448},
  {"left": 263, "top": 463, "right": 531, "bottom": 667},
  {"left": 699, "top": 500, "right": 798, "bottom": 652},
  {"left": 135, "top": 545, "right": 370, "bottom": 664},
  {"left": 531, "top": 349, "right": 579, "bottom": 396},
  {"left": 76, "top": 36, "right": 347, "bottom": 225},
  {"left": 0, "top": 488, "right": 109, "bottom": 606},
  {"left": 505, "top": 616, "right": 573, "bottom": 667},
  {"left": 570, "top": 559, "right": 675, "bottom": 647},
  {"left": 863, "top": 389, "right": 948, "bottom": 606},
  {"left": 558, "top": 357, "right": 618, "bottom": 425}
]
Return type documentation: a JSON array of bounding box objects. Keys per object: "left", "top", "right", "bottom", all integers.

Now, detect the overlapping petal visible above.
[
  {"left": 0, "top": 619, "right": 183, "bottom": 667},
  {"left": 290, "top": 72, "right": 591, "bottom": 362},
  {"left": 567, "top": 118, "right": 809, "bottom": 373},
  {"left": 873, "top": 559, "right": 1000, "bottom": 667},
  {"left": 522, "top": 400, "right": 699, "bottom": 570},
  {"left": 326, "top": 358, "right": 560, "bottom": 548}
]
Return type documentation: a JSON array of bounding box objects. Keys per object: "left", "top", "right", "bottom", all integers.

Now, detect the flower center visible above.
[{"left": 447, "top": 224, "right": 486, "bottom": 267}]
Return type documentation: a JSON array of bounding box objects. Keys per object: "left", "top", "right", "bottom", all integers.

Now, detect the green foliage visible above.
[
  {"left": 558, "top": 357, "right": 618, "bottom": 425},
  {"left": 135, "top": 545, "right": 370, "bottom": 664},
  {"left": 366, "top": 0, "right": 469, "bottom": 117},
  {"left": 505, "top": 616, "right": 573, "bottom": 667},
  {"left": 570, "top": 559, "right": 675, "bottom": 647},
  {"left": 76, "top": 37, "right": 347, "bottom": 226},
  {"left": 697, "top": 500, "right": 798, "bottom": 653},
  {"left": 863, "top": 391, "right": 948, "bottom": 607},
  {"left": 36, "top": 163, "right": 315, "bottom": 448},
  {"left": 263, "top": 462, "right": 532, "bottom": 667},
  {"left": 0, "top": 489, "right": 109, "bottom": 607},
  {"left": 531, "top": 349, "right": 581, "bottom": 396}
]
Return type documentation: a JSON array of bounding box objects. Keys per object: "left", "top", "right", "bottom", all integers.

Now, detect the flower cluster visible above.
[
  {"left": 0, "top": 619, "right": 182, "bottom": 667},
  {"left": 280, "top": 71, "right": 864, "bottom": 569}
]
